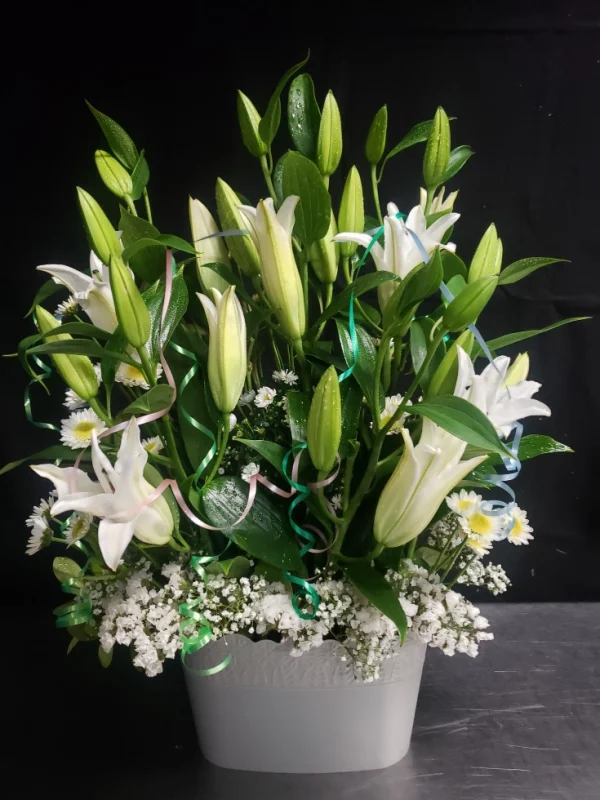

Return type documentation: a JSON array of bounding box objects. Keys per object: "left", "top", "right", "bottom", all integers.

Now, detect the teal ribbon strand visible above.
[
  {"left": 24, "top": 355, "right": 60, "bottom": 432},
  {"left": 54, "top": 540, "right": 93, "bottom": 629}
]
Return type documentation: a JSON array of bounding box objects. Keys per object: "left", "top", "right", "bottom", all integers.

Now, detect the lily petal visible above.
[
  {"left": 37, "top": 264, "right": 93, "bottom": 295},
  {"left": 276, "top": 195, "right": 300, "bottom": 237},
  {"left": 98, "top": 518, "right": 135, "bottom": 571},
  {"left": 30, "top": 464, "right": 101, "bottom": 499}
]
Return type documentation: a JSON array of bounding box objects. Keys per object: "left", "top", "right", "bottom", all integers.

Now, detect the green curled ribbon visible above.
[
  {"left": 54, "top": 540, "right": 94, "bottom": 629},
  {"left": 24, "top": 355, "right": 60, "bottom": 432}
]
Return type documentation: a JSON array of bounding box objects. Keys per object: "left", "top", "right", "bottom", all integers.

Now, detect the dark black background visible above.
[{"left": 1, "top": 0, "right": 599, "bottom": 789}]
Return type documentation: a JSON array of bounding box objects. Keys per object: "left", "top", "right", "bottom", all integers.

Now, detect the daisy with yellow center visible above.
[
  {"left": 60, "top": 408, "right": 107, "bottom": 450},
  {"left": 446, "top": 489, "right": 481, "bottom": 516},
  {"left": 378, "top": 394, "right": 411, "bottom": 435},
  {"left": 457, "top": 499, "right": 504, "bottom": 557},
  {"left": 504, "top": 505, "right": 534, "bottom": 545},
  {"left": 142, "top": 436, "right": 164, "bottom": 454},
  {"left": 116, "top": 358, "right": 163, "bottom": 389}
]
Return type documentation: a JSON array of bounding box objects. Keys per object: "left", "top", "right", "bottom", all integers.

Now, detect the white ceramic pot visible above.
[{"left": 185, "top": 634, "right": 427, "bottom": 773}]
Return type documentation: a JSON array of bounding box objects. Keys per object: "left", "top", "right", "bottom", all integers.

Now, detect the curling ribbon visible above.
[
  {"left": 54, "top": 540, "right": 94, "bottom": 628},
  {"left": 24, "top": 355, "right": 60, "bottom": 433}
]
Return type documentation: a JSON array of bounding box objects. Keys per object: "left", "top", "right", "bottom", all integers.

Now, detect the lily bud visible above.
[
  {"left": 317, "top": 91, "right": 343, "bottom": 178},
  {"left": 35, "top": 306, "right": 98, "bottom": 401},
  {"left": 443, "top": 276, "right": 497, "bottom": 332},
  {"left": 215, "top": 178, "right": 261, "bottom": 277},
  {"left": 236, "top": 91, "right": 268, "bottom": 158},
  {"left": 427, "top": 330, "right": 473, "bottom": 399},
  {"left": 309, "top": 210, "right": 339, "bottom": 284},
  {"left": 505, "top": 352, "right": 529, "bottom": 386},
  {"left": 94, "top": 150, "right": 133, "bottom": 199},
  {"left": 337, "top": 166, "right": 365, "bottom": 258},
  {"left": 77, "top": 187, "right": 122, "bottom": 267},
  {"left": 468, "top": 224, "right": 503, "bottom": 282},
  {"left": 238, "top": 197, "right": 306, "bottom": 341},
  {"left": 197, "top": 286, "right": 247, "bottom": 413},
  {"left": 109, "top": 256, "right": 151, "bottom": 348},
  {"left": 365, "top": 105, "right": 388, "bottom": 165},
  {"left": 189, "top": 197, "right": 231, "bottom": 295},
  {"left": 423, "top": 107, "right": 451, "bottom": 189},
  {"left": 307, "top": 366, "right": 341, "bottom": 473}
]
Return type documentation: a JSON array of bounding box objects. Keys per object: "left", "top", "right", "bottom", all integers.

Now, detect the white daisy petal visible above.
[{"left": 60, "top": 408, "right": 107, "bottom": 450}]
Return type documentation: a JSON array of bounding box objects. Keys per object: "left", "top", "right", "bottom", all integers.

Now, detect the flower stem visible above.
[
  {"left": 260, "top": 154, "right": 278, "bottom": 204},
  {"left": 205, "top": 413, "right": 230, "bottom": 484},
  {"left": 143, "top": 189, "right": 153, "bottom": 224},
  {"left": 424, "top": 187, "right": 435, "bottom": 216},
  {"left": 88, "top": 396, "right": 112, "bottom": 426},
  {"left": 342, "top": 256, "right": 351, "bottom": 285},
  {"left": 293, "top": 338, "right": 311, "bottom": 392},
  {"left": 372, "top": 333, "right": 390, "bottom": 432},
  {"left": 125, "top": 195, "right": 138, "bottom": 217},
  {"left": 371, "top": 164, "right": 383, "bottom": 226},
  {"left": 136, "top": 347, "right": 156, "bottom": 387}
]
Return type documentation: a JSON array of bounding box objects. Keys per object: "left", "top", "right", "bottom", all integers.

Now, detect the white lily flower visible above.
[
  {"left": 32, "top": 419, "right": 173, "bottom": 570},
  {"left": 334, "top": 202, "right": 459, "bottom": 309},
  {"left": 419, "top": 186, "right": 458, "bottom": 214},
  {"left": 37, "top": 251, "right": 119, "bottom": 333},
  {"left": 454, "top": 347, "right": 551, "bottom": 437}
]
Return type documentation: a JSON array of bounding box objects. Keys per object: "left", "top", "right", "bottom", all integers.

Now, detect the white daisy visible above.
[
  {"left": 60, "top": 408, "right": 107, "bottom": 450},
  {"left": 379, "top": 394, "right": 411, "bottom": 434},
  {"left": 458, "top": 503, "right": 503, "bottom": 556},
  {"left": 116, "top": 357, "right": 163, "bottom": 389},
  {"left": 330, "top": 493, "right": 342, "bottom": 511},
  {"left": 142, "top": 436, "right": 164, "bottom": 454},
  {"left": 463, "top": 531, "right": 494, "bottom": 557},
  {"left": 63, "top": 364, "right": 102, "bottom": 410},
  {"left": 272, "top": 369, "right": 298, "bottom": 386},
  {"left": 26, "top": 524, "right": 51, "bottom": 555},
  {"left": 238, "top": 390, "right": 256, "bottom": 406},
  {"left": 241, "top": 462, "right": 260, "bottom": 483},
  {"left": 446, "top": 490, "right": 482, "bottom": 517},
  {"left": 504, "top": 506, "right": 534, "bottom": 545},
  {"left": 64, "top": 513, "right": 92, "bottom": 544},
  {"left": 55, "top": 295, "right": 79, "bottom": 317},
  {"left": 26, "top": 491, "right": 57, "bottom": 530},
  {"left": 254, "top": 386, "right": 277, "bottom": 408}
]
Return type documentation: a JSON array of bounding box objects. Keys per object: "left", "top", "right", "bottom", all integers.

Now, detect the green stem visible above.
[
  {"left": 322, "top": 175, "right": 330, "bottom": 189},
  {"left": 137, "top": 347, "right": 156, "bottom": 387},
  {"left": 125, "top": 195, "right": 138, "bottom": 217},
  {"left": 301, "top": 259, "right": 309, "bottom": 320},
  {"left": 341, "top": 447, "right": 358, "bottom": 516},
  {"left": 440, "top": 539, "right": 469, "bottom": 583},
  {"left": 390, "top": 337, "right": 404, "bottom": 387},
  {"left": 269, "top": 329, "right": 284, "bottom": 370},
  {"left": 293, "top": 338, "right": 310, "bottom": 392},
  {"left": 132, "top": 541, "right": 160, "bottom": 566},
  {"left": 431, "top": 526, "right": 456, "bottom": 573},
  {"left": 406, "top": 537, "right": 418, "bottom": 559},
  {"left": 88, "top": 396, "right": 112, "bottom": 425},
  {"left": 341, "top": 256, "right": 351, "bottom": 285},
  {"left": 260, "top": 154, "right": 277, "bottom": 204},
  {"left": 337, "top": 543, "right": 384, "bottom": 564},
  {"left": 448, "top": 552, "right": 477, "bottom": 588},
  {"left": 371, "top": 164, "right": 383, "bottom": 225},
  {"left": 143, "top": 189, "right": 153, "bottom": 224},
  {"left": 205, "top": 413, "right": 230, "bottom": 484},
  {"left": 372, "top": 333, "right": 390, "bottom": 432},
  {"left": 424, "top": 187, "right": 435, "bottom": 216},
  {"left": 162, "top": 415, "right": 187, "bottom": 483},
  {"left": 324, "top": 282, "right": 333, "bottom": 309}
]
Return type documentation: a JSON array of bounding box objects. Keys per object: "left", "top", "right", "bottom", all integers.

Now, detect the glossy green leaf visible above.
[
  {"left": 25, "top": 280, "right": 62, "bottom": 317},
  {"left": 119, "top": 210, "right": 165, "bottom": 282},
  {"left": 411, "top": 395, "right": 512, "bottom": 457},
  {"left": 200, "top": 477, "right": 303, "bottom": 571},
  {"left": 143, "top": 268, "right": 189, "bottom": 363},
  {"left": 486, "top": 434, "right": 573, "bottom": 465},
  {"left": 287, "top": 391, "right": 311, "bottom": 444},
  {"left": 339, "top": 382, "right": 362, "bottom": 458},
  {"left": 336, "top": 320, "right": 383, "bottom": 410},
  {"left": 0, "top": 446, "right": 91, "bottom": 476},
  {"left": 39, "top": 322, "right": 112, "bottom": 340},
  {"left": 441, "top": 250, "right": 467, "bottom": 283},
  {"left": 118, "top": 385, "right": 175, "bottom": 420},
  {"left": 205, "top": 556, "right": 252, "bottom": 578},
  {"left": 398, "top": 247, "right": 443, "bottom": 313},
  {"left": 86, "top": 101, "right": 139, "bottom": 169},
  {"left": 100, "top": 325, "right": 129, "bottom": 395},
  {"left": 498, "top": 257, "right": 568, "bottom": 285},
  {"left": 308, "top": 272, "right": 397, "bottom": 336},
  {"left": 288, "top": 73, "right": 321, "bottom": 160},
  {"left": 379, "top": 119, "right": 433, "bottom": 179},
  {"left": 473, "top": 316, "right": 590, "bottom": 357},
  {"left": 27, "top": 339, "right": 139, "bottom": 366},
  {"left": 342, "top": 563, "right": 407, "bottom": 641},
  {"left": 440, "top": 145, "right": 474, "bottom": 183},
  {"left": 130, "top": 151, "right": 150, "bottom": 201},
  {"left": 410, "top": 318, "right": 446, "bottom": 390},
  {"left": 237, "top": 439, "right": 287, "bottom": 476},
  {"left": 280, "top": 151, "right": 331, "bottom": 248},
  {"left": 259, "top": 52, "right": 310, "bottom": 146},
  {"left": 53, "top": 557, "right": 82, "bottom": 584}
]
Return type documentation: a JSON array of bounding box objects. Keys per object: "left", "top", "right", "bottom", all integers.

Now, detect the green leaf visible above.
[
  {"left": 498, "top": 257, "right": 568, "bottom": 286},
  {"left": 411, "top": 395, "right": 512, "bottom": 457},
  {"left": 205, "top": 556, "right": 252, "bottom": 578},
  {"left": 342, "top": 563, "right": 407, "bottom": 641},
  {"left": 130, "top": 151, "right": 150, "bottom": 201},
  {"left": 287, "top": 391, "right": 311, "bottom": 444},
  {"left": 440, "top": 145, "right": 474, "bottom": 183},
  {"left": 309, "top": 272, "right": 397, "bottom": 335},
  {"left": 0, "top": 445, "right": 91, "bottom": 476},
  {"left": 86, "top": 101, "right": 139, "bottom": 170},
  {"left": 339, "top": 381, "right": 363, "bottom": 458},
  {"left": 280, "top": 151, "right": 331, "bottom": 248},
  {"left": 67, "top": 638, "right": 78, "bottom": 655},
  {"left": 259, "top": 52, "right": 310, "bottom": 146},
  {"left": 39, "top": 321, "right": 112, "bottom": 340},
  {"left": 53, "top": 557, "right": 82, "bottom": 584},
  {"left": 144, "top": 463, "right": 179, "bottom": 529},
  {"left": 380, "top": 119, "right": 433, "bottom": 178},
  {"left": 336, "top": 320, "right": 383, "bottom": 410},
  {"left": 410, "top": 318, "right": 446, "bottom": 390},
  {"left": 118, "top": 385, "right": 175, "bottom": 420},
  {"left": 119, "top": 210, "right": 165, "bottom": 282},
  {"left": 237, "top": 439, "right": 287, "bottom": 476},
  {"left": 98, "top": 645, "right": 113, "bottom": 668},
  {"left": 27, "top": 339, "right": 140, "bottom": 366},
  {"left": 26, "top": 280, "right": 63, "bottom": 317},
  {"left": 143, "top": 268, "right": 189, "bottom": 363},
  {"left": 288, "top": 73, "right": 321, "bottom": 160},
  {"left": 200, "top": 477, "right": 303, "bottom": 571},
  {"left": 473, "top": 316, "right": 590, "bottom": 357},
  {"left": 441, "top": 250, "right": 467, "bottom": 283},
  {"left": 486, "top": 434, "right": 573, "bottom": 465},
  {"left": 398, "top": 247, "right": 443, "bottom": 313}
]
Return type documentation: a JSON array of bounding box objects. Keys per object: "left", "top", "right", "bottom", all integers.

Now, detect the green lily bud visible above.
[
  {"left": 109, "top": 256, "right": 151, "bottom": 348},
  {"left": 423, "top": 107, "right": 451, "bottom": 189},
  {"left": 189, "top": 196, "right": 231, "bottom": 295},
  {"left": 307, "top": 366, "right": 342, "bottom": 473},
  {"left": 427, "top": 330, "right": 473, "bottom": 399},
  {"left": 505, "top": 352, "right": 529, "bottom": 386},
  {"left": 365, "top": 105, "right": 388, "bottom": 165},
  {"left": 443, "top": 276, "right": 497, "bottom": 332},
  {"left": 337, "top": 166, "right": 365, "bottom": 258},
  {"left": 94, "top": 150, "right": 133, "bottom": 199},
  {"left": 316, "top": 91, "right": 343, "bottom": 178},
  {"left": 237, "top": 91, "right": 268, "bottom": 158},
  {"left": 468, "top": 223, "right": 503, "bottom": 282},
  {"left": 309, "top": 210, "right": 339, "bottom": 284},
  {"left": 77, "top": 187, "right": 122, "bottom": 266},
  {"left": 215, "top": 178, "right": 261, "bottom": 277},
  {"left": 35, "top": 306, "right": 98, "bottom": 401}
]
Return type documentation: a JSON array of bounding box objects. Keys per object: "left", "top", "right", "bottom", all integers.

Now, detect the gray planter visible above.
[{"left": 185, "top": 634, "right": 427, "bottom": 773}]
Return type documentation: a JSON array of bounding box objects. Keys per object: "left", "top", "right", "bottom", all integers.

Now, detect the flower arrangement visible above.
[{"left": 6, "top": 56, "right": 583, "bottom": 681}]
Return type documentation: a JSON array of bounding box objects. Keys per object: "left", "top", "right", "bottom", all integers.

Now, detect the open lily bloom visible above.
[
  {"left": 334, "top": 202, "right": 459, "bottom": 309},
  {"left": 454, "top": 347, "right": 551, "bottom": 437},
  {"left": 31, "top": 418, "right": 173, "bottom": 570},
  {"left": 37, "top": 251, "right": 119, "bottom": 333}
]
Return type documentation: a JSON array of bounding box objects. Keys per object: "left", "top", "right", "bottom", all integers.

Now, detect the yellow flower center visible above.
[
  {"left": 144, "top": 441, "right": 157, "bottom": 453},
  {"left": 74, "top": 421, "right": 98, "bottom": 441},
  {"left": 509, "top": 517, "right": 523, "bottom": 538},
  {"left": 123, "top": 364, "right": 145, "bottom": 382},
  {"left": 457, "top": 498, "right": 475, "bottom": 512},
  {"left": 469, "top": 512, "right": 494, "bottom": 536}
]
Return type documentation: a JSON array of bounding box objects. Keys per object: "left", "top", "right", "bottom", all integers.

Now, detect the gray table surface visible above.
[{"left": 8, "top": 603, "right": 600, "bottom": 798}]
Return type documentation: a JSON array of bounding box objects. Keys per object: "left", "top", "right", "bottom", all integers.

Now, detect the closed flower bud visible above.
[
  {"left": 427, "top": 330, "right": 474, "bottom": 399},
  {"left": 109, "top": 256, "right": 151, "bottom": 348},
  {"left": 307, "top": 366, "right": 341, "bottom": 473},
  {"left": 36, "top": 306, "right": 98, "bottom": 401},
  {"left": 189, "top": 196, "right": 231, "bottom": 295},
  {"left": 423, "top": 107, "right": 451, "bottom": 189},
  {"left": 94, "top": 150, "right": 133, "bottom": 199},
  {"left": 77, "top": 187, "right": 122, "bottom": 267},
  {"left": 317, "top": 91, "right": 343, "bottom": 178},
  {"left": 337, "top": 166, "right": 365, "bottom": 258},
  {"left": 468, "top": 223, "right": 503, "bottom": 282},
  {"left": 505, "top": 352, "right": 529, "bottom": 386},
  {"left": 236, "top": 91, "right": 268, "bottom": 158},
  {"left": 309, "top": 210, "right": 339, "bottom": 283},
  {"left": 365, "top": 105, "right": 388, "bottom": 165},
  {"left": 197, "top": 286, "right": 247, "bottom": 413},
  {"left": 215, "top": 178, "right": 261, "bottom": 277},
  {"left": 443, "top": 276, "right": 497, "bottom": 332}
]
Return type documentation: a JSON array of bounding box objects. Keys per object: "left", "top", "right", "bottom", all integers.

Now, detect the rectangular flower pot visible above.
[{"left": 185, "top": 634, "right": 427, "bottom": 773}]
